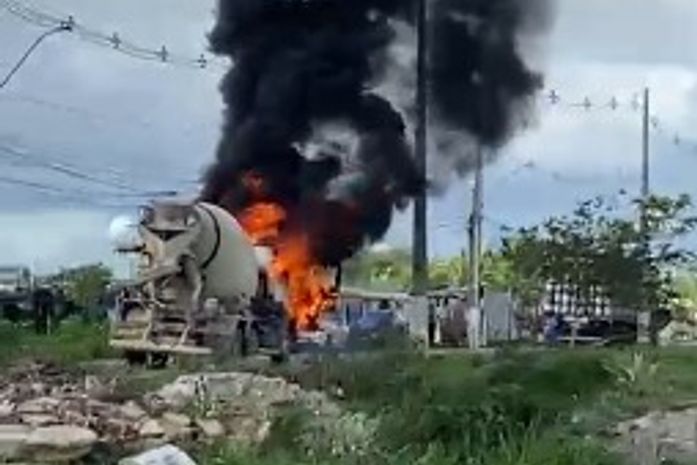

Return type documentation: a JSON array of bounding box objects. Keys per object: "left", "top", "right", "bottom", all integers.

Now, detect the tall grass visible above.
[
  {"left": 0, "top": 318, "right": 113, "bottom": 366},
  {"left": 200, "top": 349, "right": 619, "bottom": 465}
]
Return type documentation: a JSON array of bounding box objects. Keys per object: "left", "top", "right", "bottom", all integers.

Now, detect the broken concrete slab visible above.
[
  {"left": 22, "top": 425, "right": 97, "bottom": 463},
  {"left": 195, "top": 419, "right": 224, "bottom": 438},
  {"left": 120, "top": 401, "right": 148, "bottom": 421},
  {"left": 139, "top": 419, "right": 165, "bottom": 439},
  {"left": 0, "top": 424, "right": 31, "bottom": 461}
]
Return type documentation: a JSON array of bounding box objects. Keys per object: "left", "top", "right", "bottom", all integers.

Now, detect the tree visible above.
[
  {"left": 342, "top": 248, "right": 468, "bottom": 292},
  {"left": 498, "top": 193, "right": 697, "bottom": 315},
  {"left": 673, "top": 271, "right": 697, "bottom": 321},
  {"left": 50, "top": 264, "right": 113, "bottom": 319},
  {"left": 429, "top": 255, "right": 467, "bottom": 290},
  {"left": 342, "top": 248, "right": 412, "bottom": 291}
]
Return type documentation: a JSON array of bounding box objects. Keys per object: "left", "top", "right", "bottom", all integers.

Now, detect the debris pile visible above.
[
  {"left": 613, "top": 407, "right": 697, "bottom": 465},
  {"left": 0, "top": 362, "right": 348, "bottom": 463}
]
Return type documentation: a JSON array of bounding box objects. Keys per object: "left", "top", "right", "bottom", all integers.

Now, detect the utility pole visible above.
[
  {"left": 468, "top": 144, "right": 484, "bottom": 349},
  {"left": 412, "top": 0, "right": 430, "bottom": 344},
  {"left": 637, "top": 87, "right": 651, "bottom": 344}
]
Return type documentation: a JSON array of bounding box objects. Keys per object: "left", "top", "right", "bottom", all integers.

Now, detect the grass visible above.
[
  {"left": 194, "top": 348, "right": 618, "bottom": 465},
  {"left": 3, "top": 319, "right": 697, "bottom": 465},
  {"left": 0, "top": 318, "right": 114, "bottom": 366},
  {"left": 198, "top": 346, "right": 697, "bottom": 465}
]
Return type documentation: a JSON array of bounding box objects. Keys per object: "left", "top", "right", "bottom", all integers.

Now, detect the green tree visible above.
[
  {"left": 342, "top": 248, "right": 412, "bottom": 291},
  {"left": 429, "top": 255, "right": 467, "bottom": 290},
  {"left": 51, "top": 264, "right": 113, "bottom": 318},
  {"left": 343, "top": 249, "right": 468, "bottom": 292},
  {"left": 499, "top": 194, "right": 697, "bottom": 315},
  {"left": 673, "top": 271, "right": 697, "bottom": 321}
]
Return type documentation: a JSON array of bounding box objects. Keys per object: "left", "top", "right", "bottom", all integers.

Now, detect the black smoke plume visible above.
[
  {"left": 429, "top": 0, "right": 550, "bottom": 147},
  {"left": 201, "top": 0, "right": 552, "bottom": 265}
]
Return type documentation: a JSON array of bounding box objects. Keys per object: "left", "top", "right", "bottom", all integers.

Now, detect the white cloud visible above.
[
  {"left": 3, "top": 0, "right": 697, "bottom": 269},
  {"left": 0, "top": 209, "right": 122, "bottom": 275}
]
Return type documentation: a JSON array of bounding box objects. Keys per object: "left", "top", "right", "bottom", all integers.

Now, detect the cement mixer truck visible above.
[{"left": 109, "top": 200, "right": 290, "bottom": 365}]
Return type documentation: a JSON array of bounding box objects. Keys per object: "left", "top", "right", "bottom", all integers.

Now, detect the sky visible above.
[{"left": 2, "top": 0, "right": 697, "bottom": 276}]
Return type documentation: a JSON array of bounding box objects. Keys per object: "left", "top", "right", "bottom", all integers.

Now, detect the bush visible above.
[{"left": 265, "top": 348, "right": 616, "bottom": 465}]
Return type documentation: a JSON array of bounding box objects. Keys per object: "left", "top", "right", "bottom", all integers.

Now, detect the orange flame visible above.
[
  {"left": 237, "top": 203, "right": 286, "bottom": 244},
  {"left": 268, "top": 233, "right": 335, "bottom": 329},
  {"left": 237, "top": 173, "right": 335, "bottom": 330}
]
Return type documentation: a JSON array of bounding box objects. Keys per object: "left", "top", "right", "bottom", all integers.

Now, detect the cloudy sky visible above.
[{"left": 2, "top": 0, "right": 697, "bottom": 276}]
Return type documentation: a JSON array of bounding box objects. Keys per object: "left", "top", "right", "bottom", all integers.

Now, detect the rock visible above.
[
  {"left": 85, "top": 376, "right": 115, "bottom": 400},
  {"left": 120, "top": 401, "right": 147, "bottom": 421},
  {"left": 20, "top": 414, "right": 60, "bottom": 427},
  {"left": 0, "top": 424, "right": 31, "bottom": 461},
  {"left": 225, "top": 417, "right": 272, "bottom": 445},
  {"left": 195, "top": 419, "right": 224, "bottom": 438},
  {"left": 30, "top": 383, "right": 48, "bottom": 396},
  {"left": 103, "top": 417, "right": 136, "bottom": 441},
  {"left": 161, "top": 412, "right": 191, "bottom": 428},
  {"left": 160, "top": 413, "right": 193, "bottom": 441},
  {"left": 142, "top": 395, "right": 168, "bottom": 417},
  {"left": 139, "top": 419, "right": 165, "bottom": 438},
  {"left": 119, "top": 444, "right": 198, "bottom": 465},
  {"left": 17, "top": 397, "right": 60, "bottom": 415},
  {"left": 155, "top": 377, "right": 200, "bottom": 409},
  {"left": 0, "top": 402, "right": 15, "bottom": 419},
  {"left": 22, "top": 425, "right": 97, "bottom": 463},
  {"left": 61, "top": 410, "right": 88, "bottom": 428},
  {"left": 86, "top": 399, "right": 112, "bottom": 418}
]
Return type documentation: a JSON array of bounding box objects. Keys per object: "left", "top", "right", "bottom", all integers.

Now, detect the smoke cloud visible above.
[{"left": 201, "top": 0, "right": 553, "bottom": 265}]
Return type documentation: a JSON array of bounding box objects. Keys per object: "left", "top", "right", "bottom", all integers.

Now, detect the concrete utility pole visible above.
[
  {"left": 411, "top": 0, "right": 430, "bottom": 346},
  {"left": 412, "top": 0, "right": 428, "bottom": 296},
  {"left": 637, "top": 87, "right": 651, "bottom": 344},
  {"left": 642, "top": 88, "right": 650, "bottom": 202},
  {"left": 468, "top": 145, "right": 484, "bottom": 349}
]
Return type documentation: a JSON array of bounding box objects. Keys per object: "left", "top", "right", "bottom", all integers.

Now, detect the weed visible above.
[{"left": 0, "top": 318, "right": 114, "bottom": 367}]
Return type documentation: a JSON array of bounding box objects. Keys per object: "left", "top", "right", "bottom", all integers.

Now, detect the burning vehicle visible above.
[
  {"left": 109, "top": 0, "right": 551, "bottom": 363},
  {"left": 109, "top": 199, "right": 340, "bottom": 364}
]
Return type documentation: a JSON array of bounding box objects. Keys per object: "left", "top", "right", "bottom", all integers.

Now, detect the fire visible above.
[
  {"left": 269, "top": 233, "right": 335, "bottom": 330},
  {"left": 237, "top": 203, "right": 286, "bottom": 244},
  {"left": 237, "top": 173, "right": 335, "bottom": 330}
]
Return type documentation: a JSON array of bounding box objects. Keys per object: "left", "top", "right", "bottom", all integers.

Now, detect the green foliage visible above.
[
  {"left": 0, "top": 319, "right": 113, "bottom": 366},
  {"left": 273, "top": 350, "right": 615, "bottom": 465},
  {"left": 672, "top": 271, "right": 697, "bottom": 320},
  {"left": 199, "top": 348, "right": 697, "bottom": 465},
  {"left": 429, "top": 255, "right": 467, "bottom": 289},
  {"left": 499, "top": 193, "right": 697, "bottom": 312},
  {"left": 342, "top": 248, "right": 468, "bottom": 291},
  {"left": 603, "top": 352, "right": 660, "bottom": 399},
  {"left": 50, "top": 263, "right": 113, "bottom": 314},
  {"left": 199, "top": 445, "right": 304, "bottom": 465},
  {"left": 342, "top": 248, "right": 412, "bottom": 291}
]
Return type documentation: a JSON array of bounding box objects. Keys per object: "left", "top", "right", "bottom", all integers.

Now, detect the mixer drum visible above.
[{"left": 189, "top": 202, "right": 260, "bottom": 309}]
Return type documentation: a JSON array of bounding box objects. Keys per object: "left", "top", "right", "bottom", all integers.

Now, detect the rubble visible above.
[
  {"left": 0, "top": 362, "right": 352, "bottom": 463},
  {"left": 614, "top": 408, "right": 697, "bottom": 465},
  {"left": 0, "top": 424, "right": 31, "bottom": 461},
  {"left": 23, "top": 426, "right": 97, "bottom": 463},
  {"left": 195, "top": 419, "right": 224, "bottom": 438}
]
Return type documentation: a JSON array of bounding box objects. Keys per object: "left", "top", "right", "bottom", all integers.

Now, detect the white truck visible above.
[{"left": 109, "top": 200, "right": 289, "bottom": 366}]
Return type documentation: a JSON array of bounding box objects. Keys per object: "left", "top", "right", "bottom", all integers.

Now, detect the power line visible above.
[
  {"left": 0, "top": 21, "right": 71, "bottom": 90},
  {"left": 0, "top": 0, "right": 228, "bottom": 72},
  {"left": 0, "top": 142, "right": 182, "bottom": 196},
  {"left": 0, "top": 175, "right": 152, "bottom": 208}
]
